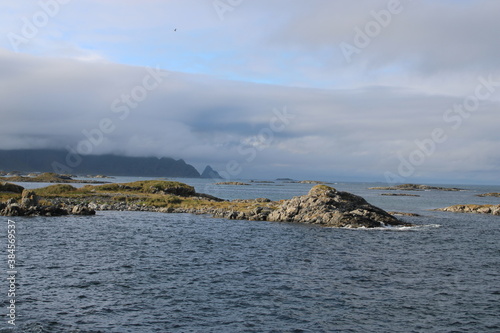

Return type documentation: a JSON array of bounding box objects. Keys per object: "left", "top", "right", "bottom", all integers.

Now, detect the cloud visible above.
[{"left": 0, "top": 48, "right": 499, "bottom": 183}]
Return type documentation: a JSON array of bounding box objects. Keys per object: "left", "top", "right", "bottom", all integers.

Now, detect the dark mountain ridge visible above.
[{"left": 0, "top": 149, "right": 216, "bottom": 178}]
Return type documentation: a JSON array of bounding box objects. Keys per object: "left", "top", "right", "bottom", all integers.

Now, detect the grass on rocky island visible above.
[
  {"left": 2, "top": 172, "right": 71, "bottom": 183},
  {"left": 93, "top": 180, "right": 195, "bottom": 195},
  {"left": 3, "top": 179, "right": 278, "bottom": 213},
  {"left": 0, "top": 193, "right": 21, "bottom": 202},
  {"left": 29, "top": 180, "right": 203, "bottom": 208},
  {"left": 34, "top": 184, "right": 80, "bottom": 196}
]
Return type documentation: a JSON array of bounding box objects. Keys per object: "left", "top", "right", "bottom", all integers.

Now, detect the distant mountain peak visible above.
[{"left": 201, "top": 165, "right": 223, "bottom": 179}]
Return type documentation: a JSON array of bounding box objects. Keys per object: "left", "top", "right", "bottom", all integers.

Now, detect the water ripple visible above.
[{"left": 0, "top": 209, "right": 498, "bottom": 332}]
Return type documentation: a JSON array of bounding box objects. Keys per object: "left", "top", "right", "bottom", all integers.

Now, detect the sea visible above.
[{"left": 1, "top": 178, "right": 499, "bottom": 333}]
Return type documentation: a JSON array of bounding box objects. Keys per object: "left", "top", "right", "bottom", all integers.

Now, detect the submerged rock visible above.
[{"left": 267, "top": 185, "right": 407, "bottom": 228}]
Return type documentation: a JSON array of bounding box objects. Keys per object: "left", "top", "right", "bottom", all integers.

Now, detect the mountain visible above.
[
  {"left": 0, "top": 149, "right": 201, "bottom": 178},
  {"left": 201, "top": 165, "right": 223, "bottom": 179}
]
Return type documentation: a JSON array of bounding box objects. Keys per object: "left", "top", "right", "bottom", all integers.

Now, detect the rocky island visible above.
[
  {"left": 369, "top": 184, "right": 464, "bottom": 191},
  {"left": 436, "top": 204, "right": 500, "bottom": 216},
  {"left": 214, "top": 182, "right": 251, "bottom": 186},
  {"left": 381, "top": 193, "right": 421, "bottom": 197},
  {"left": 1, "top": 172, "right": 109, "bottom": 184},
  {"left": 0, "top": 180, "right": 410, "bottom": 228},
  {"left": 477, "top": 193, "right": 500, "bottom": 198}
]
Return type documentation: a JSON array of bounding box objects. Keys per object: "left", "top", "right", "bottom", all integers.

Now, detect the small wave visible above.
[
  {"left": 383, "top": 223, "right": 441, "bottom": 231},
  {"left": 340, "top": 224, "right": 441, "bottom": 231}
]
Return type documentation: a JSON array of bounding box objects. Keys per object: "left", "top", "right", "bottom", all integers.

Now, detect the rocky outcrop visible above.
[
  {"left": 0, "top": 183, "right": 95, "bottom": 217},
  {"left": 381, "top": 193, "right": 420, "bottom": 197},
  {"left": 267, "top": 185, "right": 407, "bottom": 228},
  {"left": 21, "top": 190, "right": 39, "bottom": 207},
  {"left": 437, "top": 204, "right": 500, "bottom": 216},
  {"left": 215, "top": 182, "right": 251, "bottom": 186},
  {"left": 477, "top": 193, "right": 500, "bottom": 198},
  {"left": 71, "top": 204, "right": 96, "bottom": 215},
  {"left": 369, "top": 184, "right": 464, "bottom": 191}
]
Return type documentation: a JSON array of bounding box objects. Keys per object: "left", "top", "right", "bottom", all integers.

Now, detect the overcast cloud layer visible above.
[{"left": 0, "top": 0, "right": 499, "bottom": 184}]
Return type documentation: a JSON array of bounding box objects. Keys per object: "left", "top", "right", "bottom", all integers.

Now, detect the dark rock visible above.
[
  {"left": 194, "top": 193, "right": 225, "bottom": 202},
  {"left": 2, "top": 203, "right": 22, "bottom": 216},
  {"left": 0, "top": 182, "right": 24, "bottom": 193},
  {"left": 388, "top": 211, "right": 421, "bottom": 217},
  {"left": 5, "top": 198, "right": 17, "bottom": 205},
  {"left": 25, "top": 205, "right": 69, "bottom": 217}
]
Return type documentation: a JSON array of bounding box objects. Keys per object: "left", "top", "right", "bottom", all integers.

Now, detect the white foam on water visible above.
[{"left": 340, "top": 223, "right": 441, "bottom": 232}]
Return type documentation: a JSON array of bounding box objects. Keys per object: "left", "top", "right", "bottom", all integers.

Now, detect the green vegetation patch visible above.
[
  {"left": 94, "top": 180, "right": 195, "bottom": 196},
  {"left": 0, "top": 193, "right": 21, "bottom": 202},
  {"left": 34, "top": 184, "right": 100, "bottom": 198},
  {"left": 138, "top": 195, "right": 184, "bottom": 208},
  {"left": 34, "top": 184, "right": 78, "bottom": 195}
]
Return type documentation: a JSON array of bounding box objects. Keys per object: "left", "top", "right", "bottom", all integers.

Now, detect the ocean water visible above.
[{"left": 1, "top": 179, "right": 499, "bottom": 332}]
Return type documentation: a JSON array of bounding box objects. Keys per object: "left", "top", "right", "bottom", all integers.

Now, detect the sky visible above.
[{"left": 0, "top": 0, "right": 499, "bottom": 184}]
